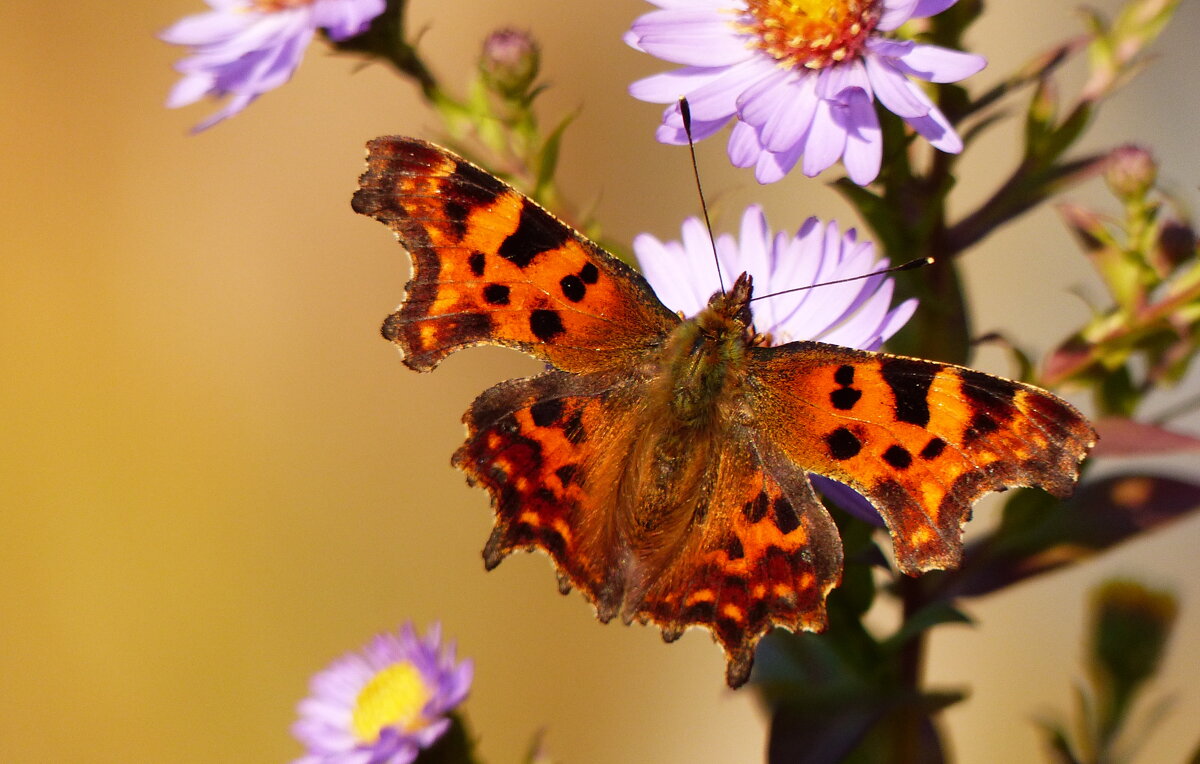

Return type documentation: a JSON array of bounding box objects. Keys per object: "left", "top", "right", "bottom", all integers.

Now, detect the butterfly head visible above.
[{"left": 698, "top": 272, "right": 754, "bottom": 336}]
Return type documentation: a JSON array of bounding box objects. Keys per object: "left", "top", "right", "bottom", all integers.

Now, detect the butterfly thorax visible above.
[
  {"left": 660, "top": 273, "right": 755, "bottom": 426},
  {"left": 614, "top": 275, "right": 757, "bottom": 575}
]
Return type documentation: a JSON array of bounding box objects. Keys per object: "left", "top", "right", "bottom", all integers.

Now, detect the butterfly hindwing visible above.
[
  {"left": 353, "top": 137, "right": 678, "bottom": 373},
  {"left": 747, "top": 341, "right": 1097, "bottom": 573},
  {"left": 455, "top": 368, "right": 844, "bottom": 688},
  {"left": 635, "top": 435, "right": 843, "bottom": 687}
]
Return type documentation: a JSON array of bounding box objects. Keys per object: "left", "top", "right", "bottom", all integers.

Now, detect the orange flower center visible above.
[{"left": 738, "top": 0, "right": 882, "bottom": 70}]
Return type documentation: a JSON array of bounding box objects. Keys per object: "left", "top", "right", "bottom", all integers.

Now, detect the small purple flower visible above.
[
  {"left": 626, "top": 0, "right": 987, "bottom": 185},
  {"left": 161, "top": 0, "right": 386, "bottom": 132},
  {"left": 292, "top": 623, "right": 473, "bottom": 764},
  {"left": 634, "top": 205, "right": 916, "bottom": 524}
]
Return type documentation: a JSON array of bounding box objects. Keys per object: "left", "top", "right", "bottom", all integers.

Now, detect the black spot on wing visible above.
[
  {"left": 880, "top": 358, "right": 936, "bottom": 427},
  {"left": 530, "top": 398, "right": 564, "bottom": 427},
  {"left": 834, "top": 365, "right": 855, "bottom": 386},
  {"left": 964, "top": 412, "right": 1000, "bottom": 444},
  {"left": 742, "top": 491, "right": 769, "bottom": 523},
  {"left": 452, "top": 159, "right": 506, "bottom": 208},
  {"left": 443, "top": 199, "right": 470, "bottom": 242},
  {"left": 468, "top": 251, "right": 486, "bottom": 277},
  {"left": 579, "top": 262, "right": 599, "bottom": 284},
  {"left": 529, "top": 309, "right": 565, "bottom": 342},
  {"left": 920, "top": 437, "right": 946, "bottom": 460},
  {"left": 498, "top": 200, "right": 570, "bottom": 268},
  {"left": 559, "top": 274, "right": 586, "bottom": 302},
  {"left": 726, "top": 536, "right": 745, "bottom": 560},
  {"left": 882, "top": 444, "right": 912, "bottom": 470},
  {"left": 772, "top": 496, "right": 800, "bottom": 535},
  {"left": 826, "top": 427, "right": 862, "bottom": 460},
  {"left": 830, "top": 387, "right": 862, "bottom": 410},
  {"left": 555, "top": 464, "right": 577, "bottom": 486},
  {"left": 483, "top": 283, "right": 510, "bottom": 305}
]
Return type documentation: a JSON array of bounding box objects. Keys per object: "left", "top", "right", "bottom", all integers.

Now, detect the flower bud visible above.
[
  {"left": 1104, "top": 144, "right": 1156, "bottom": 201},
  {"left": 1154, "top": 219, "right": 1197, "bottom": 274},
  {"left": 479, "top": 28, "right": 540, "bottom": 100}
]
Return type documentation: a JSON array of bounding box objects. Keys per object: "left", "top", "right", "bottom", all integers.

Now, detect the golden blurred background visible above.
[{"left": 2, "top": 0, "right": 1198, "bottom": 761}]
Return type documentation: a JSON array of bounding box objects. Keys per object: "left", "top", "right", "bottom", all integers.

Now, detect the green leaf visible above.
[
  {"left": 534, "top": 110, "right": 577, "bottom": 202},
  {"left": 881, "top": 601, "right": 973, "bottom": 653},
  {"left": 1098, "top": 363, "right": 1139, "bottom": 417}
]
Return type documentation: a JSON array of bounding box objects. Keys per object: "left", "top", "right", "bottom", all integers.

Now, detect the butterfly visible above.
[{"left": 353, "top": 136, "right": 1097, "bottom": 687}]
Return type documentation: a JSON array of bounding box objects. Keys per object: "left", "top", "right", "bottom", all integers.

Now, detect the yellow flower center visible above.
[
  {"left": 739, "top": 0, "right": 882, "bottom": 69},
  {"left": 350, "top": 662, "right": 433, "bottom": 742}
]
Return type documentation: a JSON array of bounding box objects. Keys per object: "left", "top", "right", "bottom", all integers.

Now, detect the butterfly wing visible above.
[
  {"left": 746, "top": 341, "right": 1097, "bottom": 574},
  {"left": 633, "top": 434, "right": 843, "bottom": 687},
  {"left": 353, "top": 137, "right": 679, "bottom": 373},
  {"left": 454, "top": 367, "right": 843, "bottom": 688}
]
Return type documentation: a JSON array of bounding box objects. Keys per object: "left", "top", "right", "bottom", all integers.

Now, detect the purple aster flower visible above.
[
  {"left": 161, "top": 0, "right": 386, "bottom": 132},
  {"left": 626, "top": 0, "right": 987, "bottom": 185},
  {"left": 292, "top": 623, "right": 473, "bottom": 764},
  {"left": 634, "top": 205, "right": 916, "bottom": 524}
]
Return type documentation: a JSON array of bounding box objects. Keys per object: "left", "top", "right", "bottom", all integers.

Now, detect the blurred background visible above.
[{"left": 2, "top": 0, "right": 1198, "bottom": 761}]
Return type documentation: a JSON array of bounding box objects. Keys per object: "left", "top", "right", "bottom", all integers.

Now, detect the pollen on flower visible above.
[
  {"left": 738, "top": 0, "right": 882, "bottom": 70},
  {"left": 351, "top": 662, "right": 432, "bottom": 741}
]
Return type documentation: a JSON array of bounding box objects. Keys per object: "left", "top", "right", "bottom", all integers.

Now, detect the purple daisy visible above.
[
  {"left": 626, "top": 0, "right": 987, "bottom": 185},
  {"left": 292, "top": 623, "right": 473, "bottom": 764},
  {"left": 633, "top": 205, "right": 916, "bottom": 523},
  {"left": 161, "top": 0, "right": 386, "bottom": 132}
]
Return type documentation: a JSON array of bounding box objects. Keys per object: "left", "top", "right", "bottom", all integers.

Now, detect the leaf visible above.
[
  {"left": 1092, "top": 418, "right": 1200, "bottom": 457},
  {"left": 923, "top": 474, "right": 1200, "bottom": 600},
  {"left": 881, "top": 601, "right": 973, "bottom": 653},
  {"left": 1036, "top": 718, "right": 1083, "bottom": 764},
  {"left": 534, "top": 110, "right": 577, "bottom": 202}
]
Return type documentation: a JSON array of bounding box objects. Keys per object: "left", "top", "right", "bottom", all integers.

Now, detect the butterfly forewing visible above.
[
  {"left": 746, "top": 342, "right": 1097, "bottom": 573},
  {"left": 353, "top": 137, "right": 678, "bottom": 373}
]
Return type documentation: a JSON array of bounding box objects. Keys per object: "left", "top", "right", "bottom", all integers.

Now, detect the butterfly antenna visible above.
[
  {"left": 679, "top": 97, "right": 725, "bottom": 294},
  {"left": 749, "top": 256, "right": 934, "bottom": 303}
]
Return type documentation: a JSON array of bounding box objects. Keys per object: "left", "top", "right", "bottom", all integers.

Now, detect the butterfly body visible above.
[{"left": 354, "top": 136, "right": 1096, "bottom": 687}]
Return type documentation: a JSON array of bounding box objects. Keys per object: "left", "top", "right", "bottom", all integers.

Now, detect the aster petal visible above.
[
  {"left": 863, "top": 53, "right": 929, "bottom": 118},
  {"left": 905, "top": 100, "right": 963, "bottom": 152},
  {"left": 634, "top": 234, "right": 708, "bottom": 315},
  {"left": 819, "top": 275, "right": 894, "bottom": 346},
  {"left": 734, "top": 64, "right": 795, "bottom": 128},
  {"left": 191, "top": 92, "right": 257, "bottom": 131},
  {"left": 877, "top": 297, "right": 919, "bottom": 343},
  {"left": 801, "top": 97, "right": 848, "bottom": 178},
  {"left": 159, "top": 10, "right": 250, "bottom": 45},
  {"left": 810, "top": 475, "right": 887, "bottom": 526},
  {"left": 166, "top": 72, "right": 216, "bottom": 107},
  {"left": 726, "top": 120, "right": 763, "bottom": 167},
  {"left": 758, "top": 73, "right": 819, "bottom": 153},
  {"left": 312, "top": 0, "right": 386, "bottom": 40},
  {"left": 753, "top": 139, "right": 805, "bottom": 184},
  {"left": 629, "top": 65, "right": 728, "bottom": 105},
  {"left": 679, "top": 59, "right": 778, "bottom": 121},
  {"left": 629, "top": 11, "right": 754, "bottom": 67},
  {"left": 892, "top": 43, "right": 987, "bottom": 83},
  {"left": 654, "top": 110, "right": 729, "bottom": 144},
  {"left": 840, "top": 89, "right": 882, "bottom": 185},
  {"left": 911, "top": 0, "right": 960, "bottom": 17},
  {"left": 876, "top": 0, "right": 921, "bottom": 31}
]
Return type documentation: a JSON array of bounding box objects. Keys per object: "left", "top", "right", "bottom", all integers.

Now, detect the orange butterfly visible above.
[{"left": 353, "top": 137, "right": 1096, "bottom": 687}]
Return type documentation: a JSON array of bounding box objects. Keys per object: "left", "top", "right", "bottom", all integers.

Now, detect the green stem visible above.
[{"left": 895, "top": 575, "right": 931, "bottom": 764}]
